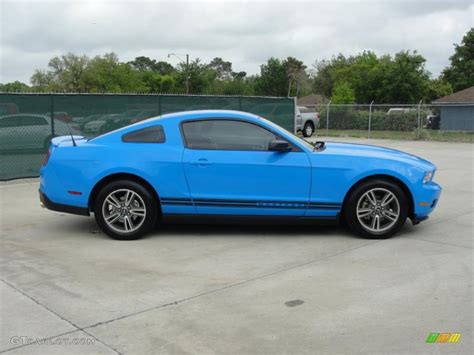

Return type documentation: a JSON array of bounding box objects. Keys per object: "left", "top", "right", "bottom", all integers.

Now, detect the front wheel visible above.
[
  {"left": 344, "top": 179, "right": 408, "bottom": 238},
  {"left": 94, "top": 180, "right": 158, "bottom": 240}
]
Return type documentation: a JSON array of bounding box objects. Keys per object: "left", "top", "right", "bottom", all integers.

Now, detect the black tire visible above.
[
  {"left": 94, "top": 180, "right": 158, "bottom": 240},
  {"left": 302, "top": 122, "right": 314, "bottom": 137},
  {"left": 344, "top": 179, "right": 408, "bottom": 239}
]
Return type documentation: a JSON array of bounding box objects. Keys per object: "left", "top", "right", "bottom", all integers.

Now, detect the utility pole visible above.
[
  {"left": 185, "top": 54, "right": 189, "bottom": 95},
  {"left": 168, "top": 53, "right": 190, "bottom": 95}
]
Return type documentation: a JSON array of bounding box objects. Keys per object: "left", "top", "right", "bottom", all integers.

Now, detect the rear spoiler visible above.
[{"left": 51, "top": 135, "right": 86, "bottom": 147}]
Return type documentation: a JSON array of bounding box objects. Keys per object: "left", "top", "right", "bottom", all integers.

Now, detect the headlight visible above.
[{"left": 423, "top": 171, "right": 434, "bottom": 184}]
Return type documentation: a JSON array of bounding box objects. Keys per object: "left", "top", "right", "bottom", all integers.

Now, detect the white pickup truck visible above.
[{"left": 295, "top": 106, "right": 320, "bottom": 137}]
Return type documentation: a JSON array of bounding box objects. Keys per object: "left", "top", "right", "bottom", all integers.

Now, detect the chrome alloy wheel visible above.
[
  {"left": 356, "top": 188, "right": 400, "bottom": 234},
  {"left": 305, "top": 124, "right": 313, "bottom": 136},
  {"left": 102, "top": 189, "right": 146, "bottom": 233}
]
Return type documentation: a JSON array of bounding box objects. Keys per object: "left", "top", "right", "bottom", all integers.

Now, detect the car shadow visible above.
[
  {"left": 60, "top": 216, "right": 353, "bottom": 239},
  {"left": 154, "top": 222, "right": 348, "bottom": 238},
  {"left": 48, "top": 213, "right": 416, "bottom": 240}
]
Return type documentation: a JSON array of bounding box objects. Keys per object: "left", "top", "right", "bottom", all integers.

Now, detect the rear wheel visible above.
[
  {"left": 302, "top": 122, "right": 314, "bottom": 137},
  {"left": 94, "top": 180, "right": 158, "bottom": 240},
  {"left": 344, "top": 179, "right": 407, "bottom": 238}
]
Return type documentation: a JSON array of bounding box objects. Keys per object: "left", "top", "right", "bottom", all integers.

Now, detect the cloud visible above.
[{"left": 0, "top": 0, "right": 472, "bottom": 83}]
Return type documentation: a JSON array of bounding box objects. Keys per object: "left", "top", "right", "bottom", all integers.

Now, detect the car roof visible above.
[
  {"left": 89, "top": 110, "right": 266, "bottom": 142},
  {"left": 158, "top": 110, "right": 261, "bottom": 122},
  {"left": 0, "top": 113, "right": 50, "bottom": 119}
]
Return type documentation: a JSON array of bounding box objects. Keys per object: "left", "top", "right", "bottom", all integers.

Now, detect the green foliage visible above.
[
  {"left": 30, "top": 53, "right": 89, "bottom": 91},
  {"left": 331, "top": 81, "right": 355, "bottom": 104},
  {"left": 284, "top": 57, "right": 308, "bottom": 97},
  {"left": 254, "top": 57, "right": 311, "bottom": 97},
  {"left": 313, "top": 50, "right": 434, "bottom": 103},
  {"left": 0, "top": 81, "right": 30, "bottom": 92},
  {"left": 128, "top": 56, "right": 175, "bottom": 75},
  {"left": 81, "top": 53, "right": 147, "bottom": 93},
  {"left": 424, "top": 79, "right": 452, "bottom": 102},
  {"left": 442, "top": 28, "right": 474, "bottom": 92},
  {"left": 2, "top": 39, "right": 470, "bottom": 99},
  {"left": 319, "top": 108, "right": 428, "bottom": 131},
  {"left": 255, "top": 58, "right": 288, "bottom": 96},
  {"left": 207, "top": 57, "right": 234, "bottom": 81}
]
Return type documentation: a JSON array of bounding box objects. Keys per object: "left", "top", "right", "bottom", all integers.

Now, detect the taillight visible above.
[
  {"left": 316, "top": 113, "right": 320, "bottom": 119},
  {"left": 42, "top": 148, "right": 51, "bottom": 166}
]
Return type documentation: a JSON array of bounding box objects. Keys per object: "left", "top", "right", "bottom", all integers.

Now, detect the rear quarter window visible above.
[{"left": 122, "top": 125, "right": 165, "bottom": 143}]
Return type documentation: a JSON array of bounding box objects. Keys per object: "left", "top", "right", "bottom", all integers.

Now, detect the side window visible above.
[
  {"left": 182, "top": 120, "right": 281, "bottom": 151},
  {"left": 0, "top": 116, "right": 22, "bottom": 128},
  {"left": 122, "top": 125, "right": 165, "bottom": 143},
  {"left": 21, "top": 116, "right": 48, "bottom": 126}
]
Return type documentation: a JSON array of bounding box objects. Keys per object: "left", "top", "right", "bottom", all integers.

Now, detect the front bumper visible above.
[
  {"left": 39, "top": 190, "right": 89, "bottom": 216},
  {"left": 412, "top": 181, "right": 442, "bottom": 221}
]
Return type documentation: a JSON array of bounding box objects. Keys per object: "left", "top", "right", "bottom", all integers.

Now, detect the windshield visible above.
[{"left": 259, "top": 116, "right": 316, "bottom": 151}]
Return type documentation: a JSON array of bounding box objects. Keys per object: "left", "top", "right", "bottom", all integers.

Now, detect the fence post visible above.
[
  {"left": 368, "top": 100, "right": 374, "bottom": 138},
  {"left": 292, "top": 97, "right": 297, "bottom": 134},
  {"left": 158, "top": 94, "right": 162, "bottom": 116},
  {"left": 326, "top": 100, "right": 331, "bottom": 136},
  {"left": 417, "top": 99, "right": 423, "bottom": 138},
  {"left": 239, "top": 96, "right": 242, "bottom": 111},
  {"left": 50, "top": 93, "right": 55, "bottom": 137}
]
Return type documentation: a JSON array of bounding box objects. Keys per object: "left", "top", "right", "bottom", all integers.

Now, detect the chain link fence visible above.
[
  {"left": 312, "top": 103, "right": 473, "bottom": 139},
  {"left": 0, "top": 93, "right": 295, "bottom": 180}
]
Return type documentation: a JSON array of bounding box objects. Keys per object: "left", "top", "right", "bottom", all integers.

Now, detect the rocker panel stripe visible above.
[{"left": 161, "top": 197, "right": 341, "bottom": 210}]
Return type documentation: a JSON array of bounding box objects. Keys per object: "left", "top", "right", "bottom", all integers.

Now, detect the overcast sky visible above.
[{"left": 0, "top": 0, "right": 472, "bottom": 84}]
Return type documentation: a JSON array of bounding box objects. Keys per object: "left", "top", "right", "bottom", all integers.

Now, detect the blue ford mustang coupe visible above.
[{"left": 40, "top": 110, "right": 441, "bottom": 240}]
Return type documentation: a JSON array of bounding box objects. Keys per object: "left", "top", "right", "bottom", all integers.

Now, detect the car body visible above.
[
  {"left": 425, "top": 115, "right": 440, "bottom": 130},
  {"left": 83, "top": 110, "right": 160, "bottom": 135},
  {"left": 84, "top": 113, "right": 122, "bottom": 134},
  {"left": 39, "top": 110, "right": 441, "bottom": 240},
  {"left": 387, "top": 108, "right": 417, "bottom": 115},
  {"left": 44, "top": 111, "right": 72, "bottom": 123},
  {"left": 295, "top": 106, "right": 320, "bottom": 137},
  {"left": 0, "top": 114, "right": 79, "bottom": 151}
]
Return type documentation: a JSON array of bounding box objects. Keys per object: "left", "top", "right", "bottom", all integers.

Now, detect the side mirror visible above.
[{"left": 268, "top": 139, "right": 291, "bottom": 152}]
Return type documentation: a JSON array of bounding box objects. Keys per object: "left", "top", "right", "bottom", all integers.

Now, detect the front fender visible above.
[{"left": 309, "top": 154, "right": 423, "bottom": 206}]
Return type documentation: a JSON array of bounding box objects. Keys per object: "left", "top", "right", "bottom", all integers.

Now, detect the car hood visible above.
[{"left": 320, "top": 142, "right": 435, "bottom": 170}]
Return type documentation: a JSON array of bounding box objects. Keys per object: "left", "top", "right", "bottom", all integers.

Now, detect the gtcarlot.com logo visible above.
[
  {"left": 10, "top": 336, "right": 95, "bottom": 346},
  {"left": 426, "top": 333, "right": 461, "bottom": 343}
]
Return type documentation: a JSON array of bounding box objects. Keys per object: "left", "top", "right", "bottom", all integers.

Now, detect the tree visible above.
[
  {"left": 312, "top": 54, "right": 349, "bottom": 97},
  {"left": 312, "top": 51, "right": 432, "bottom": 103},
  {"left": 254, "top": 58, "right": 288, "bottom": 96},
  {"left": 30, "top": 70, "right": 55, "bottom": 91},
  {"left": 81, "top": 53, "right": 146, "bottom": 93},
  {"left": 30, "top": 53, "right": 89, "bottom": 91},
  {"left": 442, "top": 28, "right": 474, "bottom": 92},
  {"left": 128, "top": 56, "right": 175, "bottom": 75},
  {"left": 424, "top": 79, "right": 452, "bottom": 102},
  {"left": 283, "top": 57, "right": 307, "bottom": 97},
  {"left": 382, "top": 50, "right": 430, "bottom": 103},
  {"left": 207, "top": 57, "right": 233, "bottom": 81},
  {"left": 331, "top": 81, "right": 355, "bottom": 104},
  {"left": 0, "top": 81, "right": 30, "bottom": 92},
  {"left": 141, "top": 72, "right": 176, "bottom": 93},
  {"left": 176, "top": 58, "right": 212, "bottom": 94}
]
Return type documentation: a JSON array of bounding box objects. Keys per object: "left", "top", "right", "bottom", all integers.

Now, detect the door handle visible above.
[{"left": 192, "top": 158, "right": 209, "bottom": 167}]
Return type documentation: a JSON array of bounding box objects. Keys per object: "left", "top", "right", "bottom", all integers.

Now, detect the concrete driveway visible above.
[{"left": 0, "top": 138, "right": 472, "bottom": 354}]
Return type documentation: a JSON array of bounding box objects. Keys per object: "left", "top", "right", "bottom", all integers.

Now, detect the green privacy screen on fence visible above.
[{"left": 0, "top": 93, "right": 295, "bottom": 180}]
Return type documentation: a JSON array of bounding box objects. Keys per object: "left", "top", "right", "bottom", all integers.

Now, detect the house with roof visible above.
[{"left": 432, "top": 86, "right": 474, "bottom": 131}]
